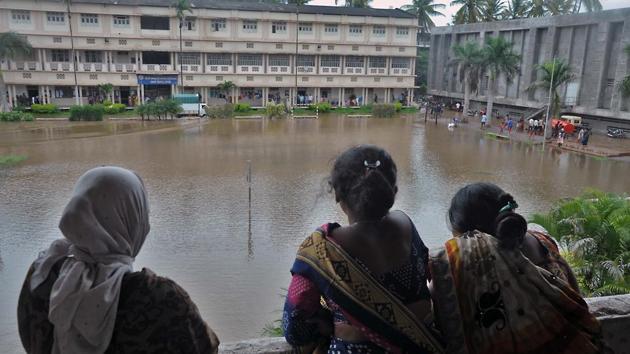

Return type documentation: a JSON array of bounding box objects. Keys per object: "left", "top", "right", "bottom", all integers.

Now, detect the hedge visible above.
[
  {"left": 31, "top": 103, "right": 59, "bottom": 114},
  {"left": 69, "top": 105, "right": 105, "bottom": 121},
  {"left": 0, "top": 111, "right": 34, "bottom": 122}
]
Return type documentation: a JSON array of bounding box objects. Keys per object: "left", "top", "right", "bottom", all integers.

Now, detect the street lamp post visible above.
[{"left": 542, "top": 57, "right": 556, "bottom": 152}]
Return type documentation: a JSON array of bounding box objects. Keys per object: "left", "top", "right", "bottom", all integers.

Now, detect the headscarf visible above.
[{"left": 30, "top": 166, "right": 150, "bottom": 354}]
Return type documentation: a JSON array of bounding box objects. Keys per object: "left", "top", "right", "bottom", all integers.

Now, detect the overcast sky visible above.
[{"left": 308, "top": 0, "right": 629, "bottom": 26}]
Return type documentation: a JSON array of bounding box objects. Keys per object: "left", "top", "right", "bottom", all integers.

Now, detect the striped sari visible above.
[{"left": 429, "top": 231, "right": 604, "bottom": 354}]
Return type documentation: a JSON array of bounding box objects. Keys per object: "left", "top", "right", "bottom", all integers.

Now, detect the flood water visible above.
[{"left": 1, "top": 115, "right": 629, "bottom": 350}]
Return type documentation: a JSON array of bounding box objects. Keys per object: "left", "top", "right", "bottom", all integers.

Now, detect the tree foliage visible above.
[
  {"left": 480, "top": 0, "right": 506, "bottom": 22},
  {"left": 0, "top": 32, "right": 33, "bottom": 112},
  {"left": 401, "top": 0, "right": 446, "bottom": 34},
  {"left": 503, "top": 0, "right": 531, "bottom": 19},
  {"left": 451, "top": 0, "right": 483, "bottom": 24},
  {"left": 527, "top": 58, "right": 574, "bottom": 118}
]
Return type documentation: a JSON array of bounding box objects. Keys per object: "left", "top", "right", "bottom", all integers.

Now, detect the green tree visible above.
[
  {"left": 97, "top": 83, "right": 114, "bottom": 103},
  {"left": 481, "top": 36, "right": 520, "bottom": 123},
  {"left": 217, "top": 81, "right": 236, "bottom": 103},
  {"left": 527, "top": 58, "right": 574, "bottom": 135},
  {"left": 573, "top": 0, "right": 602, "bottom": 13},
  {"left": 449, "top": 41, "right": 484, "bottom": 117},
  {"left": 527, "top": 0, "right": 546, "bottom": 17},
  {"left": 531, "top": 190, "right": 630, "bottom": 296},
  {"left": 503, "top": 0, "right": 531, "bottom": 19},
  {"left": 335, "top": 0, "right": 372, "bottom": 7},
  {"left": 401, "top": 0, "right": 446, "bottom": 35},
  {"left": 545, "top": 0, "right": 573, "bottom": 15},
  {"left": 415, "top": 48, "right": 429, "bottom": 90},
  {"left": 451, "top": 0, "right": 482, "bottom": 24},
  {"left": 480, "top": 0, "right": 506, "bottom": 21},
  {"left": 0, "top": 32, "right": 32, "bottom": 112},
  {"left": 173, "top": 0, "right": 192, "bottom": 92}
]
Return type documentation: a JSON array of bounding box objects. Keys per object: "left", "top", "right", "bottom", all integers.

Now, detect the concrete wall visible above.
[
  {"left": 427, "top": 8, "right": 630, "bottom": 126},
  {"left": 220, "top": 295, "right": 630, "bottom": 354}
]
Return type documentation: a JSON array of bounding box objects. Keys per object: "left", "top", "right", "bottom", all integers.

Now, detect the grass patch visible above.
[{"left": 0, "top": 154, "right": 27, "bottom": 166}]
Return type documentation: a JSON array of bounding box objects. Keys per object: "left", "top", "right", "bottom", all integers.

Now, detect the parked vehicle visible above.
[
  {"left": 174, "top": 93, "right": 207, "bottom": 117},
  {"left": 552, "top": 115, "right": 583, "bottom": 135},
  {"left": 607, "top": 128, "right": 626, "bottom": 139}
]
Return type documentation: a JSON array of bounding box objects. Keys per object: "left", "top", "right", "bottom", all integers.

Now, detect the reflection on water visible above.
[{"left": 1, "top": 116, "right": 629, "bottom": 348}]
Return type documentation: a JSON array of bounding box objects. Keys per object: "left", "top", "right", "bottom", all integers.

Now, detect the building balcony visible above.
[
  {"left": 391, "top": 68, "right": 411, "bottom": 76},
  {"left": 319, "top": 66, "right": 341, "bottom": 74},
  {"left": 206, "top": 65, "right": 233, "bottom": 73},
  {"left": 77, "top": 63, "right": 106, "bottom": 72},
  {"left": 236, "top": 66, "right": 264, "bottom": 74},
  {"left": 297, "top": 66, "right": 315, "bottom": 74},
  {"left": 269, "top": 66, "right": 291, "bottom": 74},
  {"left": 45, "top": 62, "right": 74, "bottom": 72},
  {"left": 13, "top": 61, "right": 41, "bottom": 71},
  {"left": 112, "top": 63, "right": 138, "bottom": 73},
  {"left": 344, "top": 67, "right": 365, "bottom": 75},
  {"left": 367, "top": 67, "right": 387, "bottom": 75},
  {"left": 140, "top": 64, "right": 175, "bottom": 73},
  {"left": 181, "top": 64, "right": 203, "bottom": 73}
]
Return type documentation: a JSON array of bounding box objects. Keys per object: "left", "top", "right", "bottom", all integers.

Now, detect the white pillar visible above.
[
  {"left": 140, "top": 84, "right": 145, "bottom": 103},
  {"left": 7, "top": 85, "right": 14, "bottom": 108}
]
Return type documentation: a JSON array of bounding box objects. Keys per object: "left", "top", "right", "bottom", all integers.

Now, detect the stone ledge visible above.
[{"left": 221, "top": 295, "right": 630, "bottom": 354}]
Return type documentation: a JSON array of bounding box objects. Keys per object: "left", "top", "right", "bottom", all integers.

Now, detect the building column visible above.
[
  {"left": 408, "top": 88, "right": 413, "bottom": 106},
  {"left": 171, "top": 84, "right": 176, "bottom": 97},
  {"left": 340, "top": 88, "right": 345, "bottom": 107},
  {"left": 316, "top": 87, "right": 320, "bottom": 103},
  {"left": 7, "top": 84, "right": 14, "bottom": 109},
  {"left": 140, "top": 84, "right": 145, "bottom": 103}
]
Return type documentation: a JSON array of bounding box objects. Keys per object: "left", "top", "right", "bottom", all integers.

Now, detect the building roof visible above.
[{"left": 58, "top": 0, "right": 416, "bottom": 19}]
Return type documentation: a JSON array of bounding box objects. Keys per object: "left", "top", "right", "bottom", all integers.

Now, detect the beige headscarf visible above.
[{"left": 30, "top": 166, "right": 150, "bottom": 354}]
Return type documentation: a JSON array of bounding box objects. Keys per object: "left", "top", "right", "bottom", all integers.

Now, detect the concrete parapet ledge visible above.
[{"left": 220, "top": 295, "right": 630, "bottom": 354}]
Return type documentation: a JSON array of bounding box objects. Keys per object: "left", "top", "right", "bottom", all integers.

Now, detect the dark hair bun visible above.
[
  {"left": 347, "top": 169, "right": 395, "bottom": 220},
  {"left": 494, "top": 212, "right": 527, "bottom": 249}
]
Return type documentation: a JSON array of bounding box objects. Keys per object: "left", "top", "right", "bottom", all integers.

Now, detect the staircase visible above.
[{"left": 524, "top": 106, "right": 547, "bottom": 121}]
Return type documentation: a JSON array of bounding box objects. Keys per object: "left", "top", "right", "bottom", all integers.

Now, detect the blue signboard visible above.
[{"left": 137, "top": 75, "right": 178, "bottom": 85}]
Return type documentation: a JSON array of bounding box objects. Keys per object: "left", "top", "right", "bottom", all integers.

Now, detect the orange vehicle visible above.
[{"left": 551, "top": 115, "right": 582, "bottom": 135}]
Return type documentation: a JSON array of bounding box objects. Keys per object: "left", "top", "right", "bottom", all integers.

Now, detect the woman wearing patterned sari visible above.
[
  {"left": 429, "top": 183, "right": 605, "bottom": 354},
  {"left": 283, "top": 145, "right": 444, "bottom": 354}
]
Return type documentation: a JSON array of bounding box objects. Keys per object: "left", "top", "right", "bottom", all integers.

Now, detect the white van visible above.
[{"left": 180, "top": 103, "right": 208, "bottom": 117}]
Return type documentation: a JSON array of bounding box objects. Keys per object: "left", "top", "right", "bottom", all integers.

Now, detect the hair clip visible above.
[
  {"left": 499, "top": 200, "right": 519, "bottom": 213},
  {"left": 363, "top": 160, "right": 381, "bottom": 170}
]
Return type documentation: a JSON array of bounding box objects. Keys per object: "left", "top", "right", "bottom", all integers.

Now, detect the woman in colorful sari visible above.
[
  {"left": 429, "top": 182, "right": 605, "bottom": 354},
  {"left": 282, "top": 145, "right": 444, "bottom": 354},
  {"left": 18, "top": 166, "right": 219, "bottom": 354}
]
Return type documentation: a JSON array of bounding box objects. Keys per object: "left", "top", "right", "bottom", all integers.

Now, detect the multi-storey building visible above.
[
  {"left": 0, "top": 0, "right": 418, "bottom": 108},
  {"left": 428, "top": 8, "right": 630, "bottom": 128}
]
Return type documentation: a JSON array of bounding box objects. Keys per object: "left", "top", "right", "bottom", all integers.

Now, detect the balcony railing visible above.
[
  {"left": 320, "top": 66, "right": 340, "bottom": 74},
  {"left": 236, "top": 66, "right": 264, "bottom": 74},
  {"left": 345, "top": 67, "right": 364, "bottom": 75},
  {"left": 113, "top": 64, "right": 137, "bottom": 73},
  {"left": 46, "top": 62, "right": 74, "bottom": 72},
  {"left": 78, "top": 63, "right": 105, "bottom": 72},
  {"left": 140, "top": 64, "right": 175, "bottom": 72},
  {"left": 297, "top": 66, "right": 315, "bottom": 74},
  {"left": 268, "top": 66, "right": 290, "bottom": 74},
  {"left": 14, "top": 61, "right": 41, "bottom": 71},
  {"left": 206, "top": 65, "right": 232, "bottom": 73},
  {"left": 181, "top": 65, "right": 202, "bottom": 73},
  {"left": 368, "top": 67, "right": 387, "bottom": 75}
]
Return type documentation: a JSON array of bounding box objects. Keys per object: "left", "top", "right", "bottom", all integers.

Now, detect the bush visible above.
[
  {"left": 31, "top": 103, "right": 59, "bottom": 114},
  {"left": 308, "top": 102, "right": 332, "bottom": 113},
  {"left": 372, "top": 104, "right": 396, "bottom": 118},
  {"left": 12, "top": 105, "right": 27, "bottom": 112},
  {"left": 265, "top": 103, "right": 287, "bottom": 119},
  {"left": 102, "top": 100, "right": 113, "bottom": 106},
  {"left": 135, "top": 99, "right": 182, "bottom": 120},
  {"left": 104, "top": 103, "right": 127, "bottom": 114},
  {"left": 234, "top": 103, "right": 252, "bottom": 112},
  {"left": 394, "top": 101, "right": 403, "bottom": 112},
  {"left": 69, "top": 104, "right": 105, "bottom": 121},
  {"left": 0, "top": 111, "right": 34, "bottom": 122},
  {"left": 205, "top": 104, "right": 234, "bottom": 119}
]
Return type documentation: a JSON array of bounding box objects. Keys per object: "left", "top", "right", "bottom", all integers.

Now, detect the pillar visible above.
[
  {"left": 140, "top": 84, "right": 145, "bottom": 103},
  {"left": 7, "top": 84, "right": 14, "bottom": 108},
  {"left": 340, "top": 87, "right": 344, "bottom": 107}
]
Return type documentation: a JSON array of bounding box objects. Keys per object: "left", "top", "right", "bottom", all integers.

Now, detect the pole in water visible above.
[
  {"left": 247, "top": 160, "right": 252, "bottom": 237},
  {"left": 542, "top": 57, "right": 556, "bottom": 153}
]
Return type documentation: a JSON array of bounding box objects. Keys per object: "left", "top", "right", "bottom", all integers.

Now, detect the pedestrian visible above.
[
  {"left": 528, "top": 118, "right": 534, "bottom": 133},
  {"left": 577, "top": 128, "right": 585, "bottom": 143},
  {"left": 581, "top": 129, "right": 591, "bottom": 148},
  {"left": 557, "top": 128, "right": 565, "bottom": 147},
  {"left": 481, "top": 112, "right": 488, "bottom": 129},
  {"left": 455, "top": 102, "right": 460, "bottom": 112},
  {"left": 533, "top": 119, "right": 540, "bottom": 135},
  {"left": 507, "top": 116, "right": 514, "bottom": 135}
]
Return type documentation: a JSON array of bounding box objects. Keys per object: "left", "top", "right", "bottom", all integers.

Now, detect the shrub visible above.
[
  {"left": 393, "top": 101, "right": 403, "bottom": 112},
  {"left": 31, "top": 103, "right": 59, "bottom": 114},
  {"left": 69, "top": 104, "right": 104, "bottom": 121},
  {"left": 12, "top": 105, "right": 27, "bottom": 112},
  {"left": 0, "top": 111, "right": 34, "bottom": 122},
  {"left": 205, "top": 104, "right": 235, "bottom": 119},
  {"left": 104, "top": 103, "right": 127, "bottom": 114},
  {"left": 135, "top": 99, "right": 181, "bottom": 120},
  {"left": 102, "top": 100, "right": 113, "bottom": 107},
  {"left": 234, "top": 103, "right": 252, "bottom": 112},
  {"left": 372, "top": 104, "right": 396, "bottom": 118},
  {"left": 308, "top": 102, "right": 332, "bottom": 113},
  {"left": 265, "top": 103, "right": 287, "bottom": 119}
]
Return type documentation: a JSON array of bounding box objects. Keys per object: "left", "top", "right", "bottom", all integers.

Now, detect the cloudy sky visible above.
[{"left": 308, "top": 0, "right": 629, "bottom": 26}]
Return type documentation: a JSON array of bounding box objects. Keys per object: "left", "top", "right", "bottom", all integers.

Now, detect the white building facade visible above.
[{"left": 0, "top": 0, "right": 418, "bottom": 108}]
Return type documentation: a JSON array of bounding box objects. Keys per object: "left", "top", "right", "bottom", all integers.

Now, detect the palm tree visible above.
[
  {"left": 451, "top": 0, "right": 482, "bottom": 24},
  {"left": 480, "top": 0, "right": 506, "bottom": 21},
  {"left": 217, "top": 80, "right": 236, "bottom": 103},
  {"left": 449, "top": 41, "right": 484, "bottom": 117},
  {"left": 401, "top": 0, "right": 446, "bottom": 35},
  {"left": 97, "top": 83, "right": 114, "bottom": 103},
  {"left": 545, "top": 0, "right": 573, "bottom": 15},
  {"left": 527, "top": 0, "right": 546, "bottom": 17},
  {"left": 0, "top": 32, "right": 32, "bottom": 112},
  {"left": 573, "top": 0, "right": 602, "bottom": 13},
  {"left": 335, "top": 0, "right": 372, "bottom": 7},
  {"left": 481, "top": 36, "right": 520, "bottom": 123},
  {"left": 503, "top": 0, "right": 531, "bottom": 19},
  {"left": 527, "top": 58, "right": 574, "bottom": 134},
  {"left": 173, "top": 0, "right": 192, "bottom": 94}
]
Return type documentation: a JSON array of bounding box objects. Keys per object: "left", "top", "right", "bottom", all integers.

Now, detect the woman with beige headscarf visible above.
[{"left": 18, "top": 166, "right": 219, "bottom": 354}]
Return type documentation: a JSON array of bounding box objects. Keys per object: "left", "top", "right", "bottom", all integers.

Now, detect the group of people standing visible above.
[{"left": 18, "top": 146, "right": 606, "bottom": 354}]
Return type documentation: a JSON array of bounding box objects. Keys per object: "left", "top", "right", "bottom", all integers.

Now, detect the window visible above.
[
  {"left": 53, "top": 37, "right": 62, "bottom": 43},
  {"left": 141, "top": 16, "right": 170, "bottom": 30},
  {"left": 119, "top": 39, "right": 127, "bottom": 45},
  {"left": 349, "top": 25, "right": 362, "bottom": 35},
  {"left": 272, "top": 22, "right": 286, "bottom": 34},
  {"left": 369, "top": 56, "right": 386, "bottom": 68},
  {"left": 11, "top": 10, "right": 31, "bottom": 24},
  {"left": 211, "top": 18, "right": 226, "bottom": 32},
  {"left": 324, "top": 24, "right": 338, "bottom": 33},
  {"left": 207, "top": 53, "right": 232, "bottom": 66},
  {"left": 396, "top": 27, "right": 409, "bottom": 36},
  {"left": 84, "top": 51, "right": 102, "bottom": 63},
  {"left": 297, "top": 55, "right": 315, "bottom": 67},
  {"left": 298, "top": 22, "right": 312, "bottom": 33},
  {"left": 269, "top": 55, "right": 290, "bottom": 67},
  {"left": 246, "top": 43, "right": 254, "bottom": 49},
  {"left": 184, "top": 18, "right": 196, "bottom": 31},
  {"left": 47, "top": 12, "right": 65, "bottom": 24},
  {"left": 276, "top": 43, "right": 283, "bottom": 49},
  {"left": 327, "top": 45, "right": 335, "bottom": 50},
  {"left": 215, "top": 42, "right": 223, "bottom": 48},
  {"left": 320, "top": 55, "right": 340, "bottom": 67},
  {"left": 345, "top": 56, "right": 364, "bottom": 68},
  {"left": 51, "top": 49, "right": 70, "bottom": 62},
  {"left": 113, "top": 15, "right": 130, "bottom": 27},
  {"left": 54, "top": 86, "right": 74, "bottom": 98},
  {"left": 391, "top": 57, "right": 410, "bottom": 69},
  {"left": 237, "top": 54, "right": 262, "bottom": 66},
  {"left": 302, "top": 44, "right": 310, "bottom": 50},
  {"left": 180, "top": 53, "right": 200, "bottom": 65},
  {"left": 373, "top": 26, "right": 386, "bottom": 36},
  {"left": 242, "top": 20, "right": 257, "bottom": 32},
  {"left": 81, "top": 14, "right": 99, "bottom": 25}
]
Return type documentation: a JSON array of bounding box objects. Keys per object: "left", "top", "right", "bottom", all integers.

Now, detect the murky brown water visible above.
[{"left": 1, "top": 116, "right": 629, "bottom": 350}]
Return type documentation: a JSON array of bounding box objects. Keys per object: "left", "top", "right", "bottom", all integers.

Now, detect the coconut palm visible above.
[
  {"left": 335, "top": 0, "right": 372, "bottom": 7},
  {"left": 402, "top": 0, "right": 446, "bottom": 35},
  {"left": 573, "top": 0, "right": 602, "bottom": 13},
  {"left": 503, "top": 0, "right": 531, "bottom": 19},
  {"left": 173, "top": 0, "right": 192, "bottom": 93},
  {"left": 481, "top": 0, "right": 506, "bottom": 21},
  {"left": 545, "top": 0, "right": 574, "bottom": 15},
  {"left": 97, "top": 83, "right": 114, "bottom": 103},
  {"left": 451, "top": 0, "right": 482, "bottom": 24},
  {"left": 527, "top": 58, "right": 574, "bottom": 135},
  {"left": 0, "top": 32, "right": 32, "bottom": 112},
  {"left": 481, "top": 36, "right": 520, "bottom": 123},
  {"left": 449, "top": 41, "right": 484, "bottom": 117},
  {"left": 217, "top": 80, "right": 236, "bottom": 103},
  {"left": 527, "top": 0, "right": 546, "bottom": 17}
]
